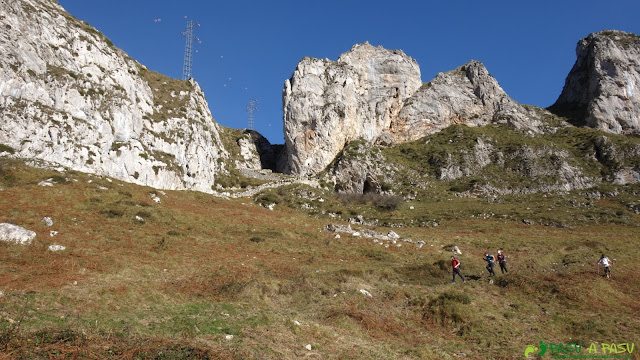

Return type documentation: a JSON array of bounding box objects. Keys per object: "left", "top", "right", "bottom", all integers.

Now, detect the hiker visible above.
[
  {"left": 497, "top": 250, "right": 507, "bottom": 274},
  {"left": 597, "top": 254, "right": 612, "bottom": 279},
  {"left": 451, "top": 256, "right": 465, "bottom": 283},
  {"left": 483, "top": 253, "right": 496, "bottom": 277}
]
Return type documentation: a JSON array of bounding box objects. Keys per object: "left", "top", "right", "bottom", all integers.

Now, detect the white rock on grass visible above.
[
  {"left": 42, "top": 217, "right": 53, "bottom": 226},
  {"left": 38, "top": 180, "right": 54, "bottom": 187},
  {"left": 359, "top": 289, "right": 372, "bottom": 297},
  {"left": 48, "top": 244, "right": 66, "bottom": 252},
  {"left": 49, "top": 231, "right": 58, "bottom": 237},
  {"left": 305, "top": 344, "right": 312, "bottom": 351},
  {"left": 0, "top": 223, "right": 36, "bottom": 245},
  {"left": 387, "top": 231, "right": 400, "bottom": 239}
]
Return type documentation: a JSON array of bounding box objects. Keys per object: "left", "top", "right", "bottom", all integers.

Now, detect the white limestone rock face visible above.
[
  {"left": 553, "top": 30, "right": 640, "bottom": 134},
  {"left": 282, "top": 43, "right": 541, "bottom": 177},
  {"left": 233, "top": 130, "right": 278, "bottom": 171},
  {"left": 0, "top": 0, "right": 227, "bottom": 193},
  {"left": 390, "top": 61, "right": 541, "bottom": 144},
  {"left": 283, "top": 42, "right": 422, "bottom": 176}
]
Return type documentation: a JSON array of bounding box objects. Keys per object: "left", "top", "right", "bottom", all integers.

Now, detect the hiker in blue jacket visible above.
[{"left": 483, "top": 253, "right": 496, "bottom": 277}]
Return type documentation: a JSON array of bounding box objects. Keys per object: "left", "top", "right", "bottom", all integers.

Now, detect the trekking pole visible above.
[{"left": 612, "top": 260, "right": 616, "bottom": 278}]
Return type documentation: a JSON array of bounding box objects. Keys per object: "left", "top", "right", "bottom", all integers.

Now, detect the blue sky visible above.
[{"left": 57, "top": 0, "right": 640, "bottom": 144}]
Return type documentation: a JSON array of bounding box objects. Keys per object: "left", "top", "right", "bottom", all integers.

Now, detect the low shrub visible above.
[{"left": 337, "top": 192, "right": 404, "bottom": 211}]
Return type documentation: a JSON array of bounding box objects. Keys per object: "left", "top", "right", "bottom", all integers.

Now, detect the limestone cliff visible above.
[
  {"left": 282, "top": 43, "right": 540, "bottom": 177},
  {"left": 552, "top": 30, "right": 640, "bottom": 134},
  {"left": 282, "top": 42, "right": 421, "bottom": 177},
  {"left": 0, "top": 0, "right": 228, "bottom": 193}
]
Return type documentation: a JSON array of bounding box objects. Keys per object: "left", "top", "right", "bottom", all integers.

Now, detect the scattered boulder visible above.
[
  {"left": 38, "top": 180, "right": 54, "bottom": 187},
  {"left": 0, "top": 223, "right": 36, "bottom": 245},
  {"left": 48, "top": 244, "right": 66, "bottom": 252},
  {"left": 41, "top": 217, "right": 53, "bottom": 226}
]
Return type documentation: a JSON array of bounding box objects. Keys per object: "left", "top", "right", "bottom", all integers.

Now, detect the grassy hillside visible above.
[{"left": 0, "top": 158, "right": 639, "bottom": 359}]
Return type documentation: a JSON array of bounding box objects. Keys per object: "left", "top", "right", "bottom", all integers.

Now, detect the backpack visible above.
[{"left": 487, "top": 254, "right": 495, "bottom": 264}]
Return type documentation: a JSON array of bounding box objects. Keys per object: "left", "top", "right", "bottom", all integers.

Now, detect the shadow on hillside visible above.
[{"left": 547, "top": 104, "right": 588, "bottom": 127}]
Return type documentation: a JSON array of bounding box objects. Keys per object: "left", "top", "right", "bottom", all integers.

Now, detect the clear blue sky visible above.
[{"left": 57, "top": 0, "right": 640, "bottom": 144}]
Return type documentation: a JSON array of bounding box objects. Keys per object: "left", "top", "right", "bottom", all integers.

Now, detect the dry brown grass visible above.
[{"left": 0, "top": 159, "right": 639, "bottom": 359}]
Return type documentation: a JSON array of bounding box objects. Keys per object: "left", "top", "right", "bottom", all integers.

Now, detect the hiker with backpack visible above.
[
  {"left": 497, "top": 250, "right": 507, "bottom": 274},
  {"left": 483, "top": 253, "right": 496, "bottom": 277},
  {"left": 597, "top": 254, "right": 613, "bottom": 279},
  {"left": 451, "top": 256, "right": 465, "bottom": 283}
]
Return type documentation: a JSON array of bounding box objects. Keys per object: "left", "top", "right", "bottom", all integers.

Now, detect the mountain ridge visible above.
[{"left": 1, "top": 0, "right": 639, "bottom": 197}]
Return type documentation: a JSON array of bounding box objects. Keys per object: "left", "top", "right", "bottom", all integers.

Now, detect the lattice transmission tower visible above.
[
  {"left": 245, "top": 99, "right": 258, "bottom": 130},
  {"left": 181, "top": 19, "right": 200, "bottom": 80}
]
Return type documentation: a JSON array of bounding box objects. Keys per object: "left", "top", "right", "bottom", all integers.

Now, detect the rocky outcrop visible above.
[
  {"left": 388, "top": 61, "right": 542, "bottom": 144},
  {"left": 234, "top": 130, "right": 281, "bottom": 171},
  {"left": 552, "top": 30, "right": 640, "bottom": 134},
  {"left": 282, "top": 43, "right": 541, "bottom": 177},
  {"left": 283, "top": 42, "right": 422, "bottom": 177},
  {"left": 0, "top": 0, "right": 227, "bottom": 193}
]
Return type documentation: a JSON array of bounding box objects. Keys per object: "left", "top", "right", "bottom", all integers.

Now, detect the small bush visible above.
[
  {"left": 249, "top": 236, "right": 265, "bottom": 243},
  {"left": 100, "top": 209, "right": 124, "bottom": 218},
  {"left": 256, "top": 192, "right": 280, "bottom": 206},
  {"left": 337, "top": 193, "right": 403, "bottom": 211},
  {"left": 48, "top": 175, "right": 67, "bottom": 184},
  {"left": 136, "top": 211, "right": 152, "bottom": 218},
  {"left": 0, "top": 144, "right": 16, "bottom": 154},
  {"left": 427, "top": 292, "right": 472, "bottom": 326},
  {"left": 372, "top": 194, "right": 404, "bottom": 210}
]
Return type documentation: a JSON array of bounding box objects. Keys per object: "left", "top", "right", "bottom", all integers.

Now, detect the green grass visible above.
[
  {"left": 0, "top": 158, "right": 638, "bottom": 359},
  {"left": 0, "top": 144, "right": 16, "bottom": 155}
]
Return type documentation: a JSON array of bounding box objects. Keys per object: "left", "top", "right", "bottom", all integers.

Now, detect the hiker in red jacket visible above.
[{"left": 451, "top": 256, "right": 465, "bottom": 283}]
